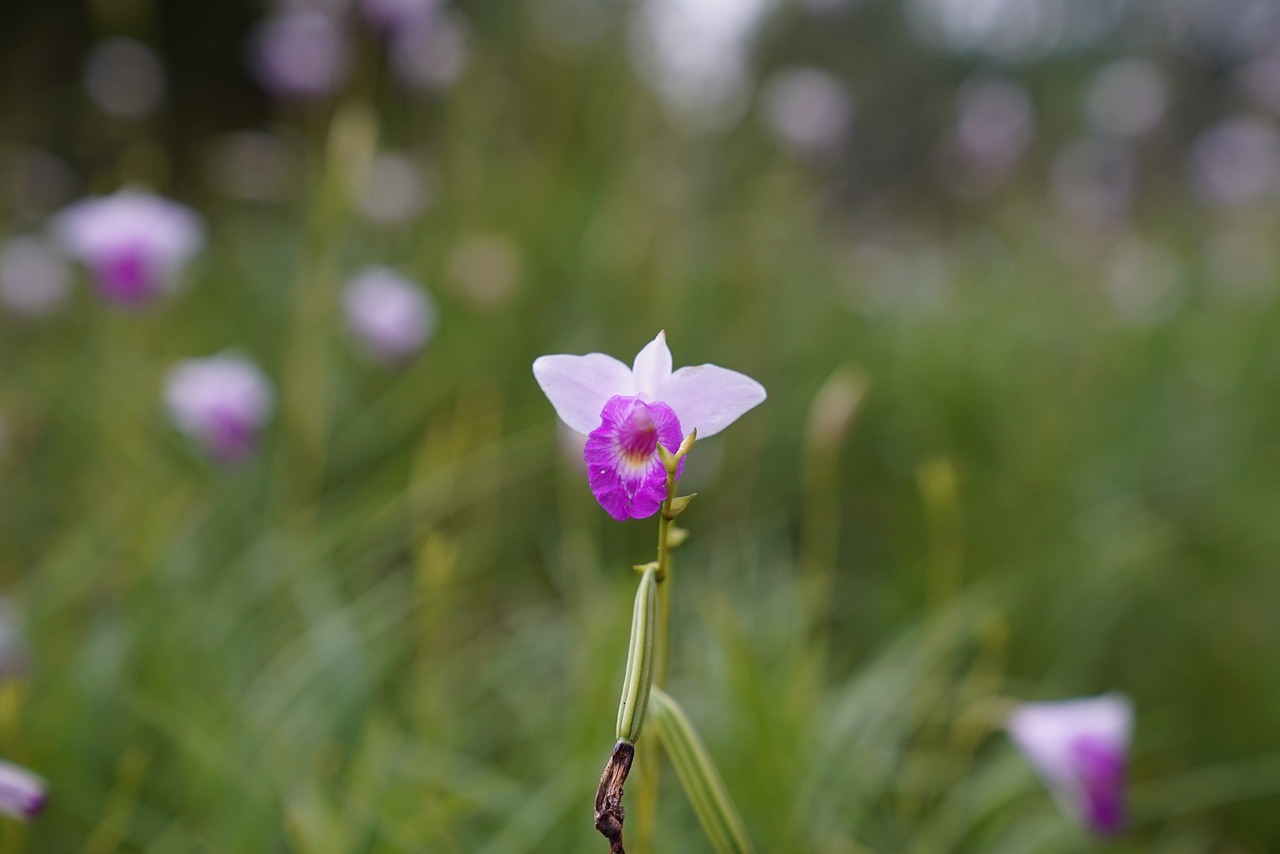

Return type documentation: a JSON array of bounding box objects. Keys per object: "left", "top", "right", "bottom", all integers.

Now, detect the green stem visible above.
[{"left": 633, "top": 468, "right": 679, "bottom": 853}]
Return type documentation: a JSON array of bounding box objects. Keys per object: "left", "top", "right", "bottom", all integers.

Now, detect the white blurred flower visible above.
[
  {"left": 907, "top": 0, "right": 1122, "bottom": 62},
  {"left": 165, "top": 354, "right": 275, "bottom": 463},
  {"left": 83, "top": 37, "right": 167, "bottom": 120},
  {"left": 628, "top": 0, "right": 774, "bottom": 127},
  {"left": 250, "top": 10, "right": 350, "bottom": 100},
  {"left": 760, "top": 67, "right": 853, "bottom": 155},
  {"left": 1188, "top": 117, "right": 1280, "bottom": 207},
  {"left": 0, "top": 237, "right": 72, "bottom": 318},
  {"left": 52, "top": 190, "right": 204, "bottom": 308},
  {"left": 1085, "top": 59, "right": 1167, "bottom": 138},
  {"left": 343, "top": 267, "right": 437, "bottom": 363}
]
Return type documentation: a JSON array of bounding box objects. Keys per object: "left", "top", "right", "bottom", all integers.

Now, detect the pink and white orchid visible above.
[
  {"left": 533, "top": 331, "right": 766, "bottom": 439},
  {"left": 164, "top": 353, "right": 275, "bottom": 464},
  {"left": 533, "top": 331, "right": 765, "bottom": 520},
  {"left": 53, "top": 190, "right": 203, "bottom": 308},
  {"left": 1007, "top": 693, "right": 1133, "bottom": 837}
]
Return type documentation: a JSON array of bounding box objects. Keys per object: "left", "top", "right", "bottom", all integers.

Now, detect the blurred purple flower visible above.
[
  {"left": 250, "top": 10, "right": 350, "bottom": 100},
  {"left": 389, "top": 10, "right": 467, "bottom": 92},
  {"left": 533, "top": 331, "right": 767, "bottom": 438},
  {"left": 954, "top": 75, "right": 1033, "bottom": 172},
  {"left": 0, "top": 236, "right": 72, "bottom": 318},
  {"left": 361, "top": 0, "right": 442, "bottom": 31},
  {"left": 343, "top": 267, "right": 437, "bottom": 364},
  {"left": 0, "top": 760, "right": 45, "bottom": 821},
  {"left": 53, "top": 190, "right": 204, "bottom": 308},
  {"left": 1188, "top": 116, "right": 1280, "bottom": 207},
  {"left": 164, "top": 353, "right": 275, "bottom": 464},
  {"left": 585, "top": 395, "right": 685, "bottom": 521},
  {"left": 760, "top": 67, "right": 853, "bottom": 155},
  {"left": 1008, "top": 694, "right": 1133, "bottom": 837}
]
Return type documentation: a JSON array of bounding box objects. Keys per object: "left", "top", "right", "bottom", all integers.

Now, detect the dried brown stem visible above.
[{"left": 594, "top": 740, "right": 635, "bottom": 854}]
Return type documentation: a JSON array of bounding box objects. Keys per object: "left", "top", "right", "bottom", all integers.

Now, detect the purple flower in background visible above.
[
  {"left": 164, "top": 354, "right": 275, "bottom": 464},
  {"left": 389, "top": 11, "right": 467, "bottom": 92},
  {"left": 53, "top": 190, "right": 204, "bottom": 308},
  {"left": 361, "top": 0, "right": 442, "bottom": 31},
  {"left": 0, "top": 760, "right": 45, "bottom": 821},
  {"left": 585, "top": 396, "right": 685, "bottom": 521},
  {"left": 250, "top": 10, "right": 349, "bottom": 100},
  {"left": 533, "top": 331, "right": 765, "bottom": 519},
  {"left": 1008, "top": 694, "right": 1134, "bottom": 836},
  {"left": 343, "top": 267, "right": 437, "bottom": 364},
  {"left": 1188, "top": 117, "right": 1280, "bottom": 208}
]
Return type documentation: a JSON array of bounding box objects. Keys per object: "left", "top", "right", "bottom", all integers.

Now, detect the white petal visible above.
[
  {"left": 656, "top": 364, "right": 767, "bottom": 438},
  {"left": 532, "top": 353, "right": 635, "bottom": 435},
  {"left": 631, "top": 331, "right": 672, "bottom": 398},
  {"left": 1008, "top": 694, "right": 1133, "bottom": 788}
]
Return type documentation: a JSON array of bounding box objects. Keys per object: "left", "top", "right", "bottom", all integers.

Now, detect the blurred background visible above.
[{"left": 3, "top": 0, "right": 1280, "bottom": 850}]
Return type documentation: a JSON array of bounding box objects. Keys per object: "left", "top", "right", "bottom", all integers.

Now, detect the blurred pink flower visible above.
[
  {"left": 1008, "top": 694, "right": 1133, "bottom": 837},
  {"left": 343, "top": 267, "right": 437, "bottom": 364},
  {"left": 250, "top": 10, "right": 350, "bottom": 100},
  {"left": 53, "top": 190, "right": 204, "bottom": 308},
  {"left": 164, "top": 353, "right": 275, "bottom": 464},
  {"left": 0, "top": 760, "right": 45, "bottom": 821}
]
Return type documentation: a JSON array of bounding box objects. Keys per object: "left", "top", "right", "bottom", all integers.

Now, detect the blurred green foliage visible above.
[{"left": 1, "top": 1, "right": 1280, "bottom": 851}]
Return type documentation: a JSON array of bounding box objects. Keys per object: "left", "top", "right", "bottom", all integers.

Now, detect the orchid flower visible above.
[
  {"left": 1007, "top": 693, "right": 1133, "bottom": 836},
  {"left": 52, "top": 190, "right": 204, "bottom": 308},
  {"left": 533, "top": 331, "right": 765, "bottom": 520},
  {"left": 0, "top": 760, "right": 45, "bottom": 821},
  {"left": 164, "top": 353, "right": 275, "bottom": 464}
]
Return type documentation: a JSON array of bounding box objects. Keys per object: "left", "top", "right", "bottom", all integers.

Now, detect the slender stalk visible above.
[{"left": 633, "top": 468, "right": 679, "bottom": 853}]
